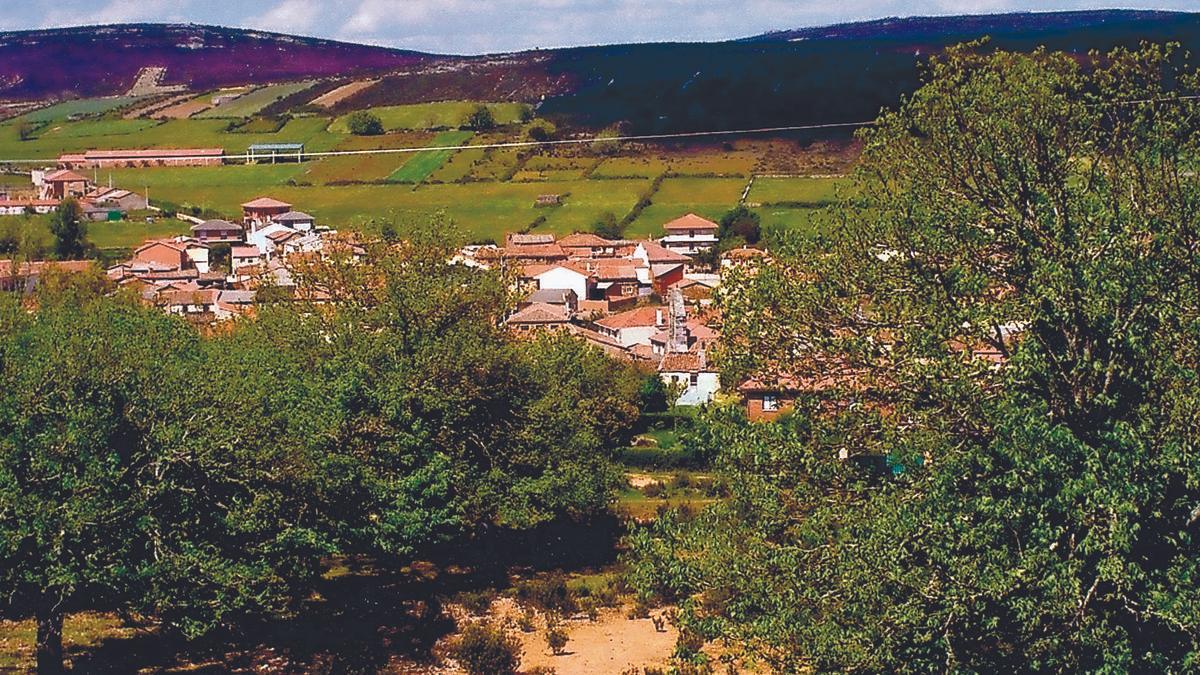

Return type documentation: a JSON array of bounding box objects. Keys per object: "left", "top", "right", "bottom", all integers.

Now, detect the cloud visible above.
[
  {"left": 247, "top": 0, "right": 323, "bottom": 33},
  {"left": 40, "top": 0, "right": 194, "bottom": 28}
]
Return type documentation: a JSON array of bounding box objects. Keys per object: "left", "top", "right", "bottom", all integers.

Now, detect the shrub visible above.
[
  {"left": 546, "top": 625, "right": 570, "bottom": 655},
  {"left": 642, "top": 481, "right": 666, "bottom": 498},
  {"left": 465, "top": 105, "right": 497, "bottom": 131},
  {"left": 455, "top": 589, "right": 497, "bottom": 616},
  {"left": 516, "top": 573, "right": 575, "bottom": 614},
  {"left": 669, "top": 472, "right": 691, "bottom": 490},
  {"left": 347, "top": 110, "right": 384, "bottom": 135},
  {"left": 451, "top": 622, "right": 522, "bottom": 675},
  {"left": 517, "top": 608, "right": 537, "bottom": 633}
]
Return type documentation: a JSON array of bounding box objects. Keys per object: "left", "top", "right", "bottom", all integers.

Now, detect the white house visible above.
[
  {"left": 246, "top": 223, "right": 297, "bottom": 257},
  {"left": 659, "top": 351, "right": 720, "bottom": 406},
  {"left": 532, "top": 263, "right": 593, "bottom": 301},
  {"left": 230, "top": 245, "right": 262, "bottom": 272},
  {"left": 660, "top": 213, "right": 719, "bottom": 255},
  {"left": 594, "top": 305, "right": 668, "bottom": 348}
]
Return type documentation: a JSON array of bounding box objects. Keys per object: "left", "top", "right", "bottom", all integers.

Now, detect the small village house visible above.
[
  {"left": 660, "top": 213, "right": 719, "bottom": 255},
  {"left": 241, "top": 196, "right": 293, "bottom": 230},
  {"left": 191, "top": 219, "right": 245, "bottom": 243},
  {"left": 659, "top": 351, "right": 721, "bottom": 406},
  {"left": 506, "top": 302, "right": 572, "bottom": 334},
  {"left": 594, "top": 305, "right": 669, "bottom": 348}
]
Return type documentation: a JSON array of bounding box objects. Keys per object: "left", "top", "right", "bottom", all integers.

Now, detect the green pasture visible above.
[
  {"left": 748, "top": 176, "right": 847, "bottom": 206},
  {"left": 627, "top": 176, "right": 748, "bottom": 236},
  {"left": 592, "top": 156, "right": 669, "bottom": 178},
  {"left": 537, "top": 178, "right": 653, "bottom": 233},
  {"left": 328, "top": 101, "right": 530, "bottom": 133},
  {"left": 36, "top": 119, "right": 158, "bottom": 140},
  {"left": 20, "top": 97, "right": 143, "bottom": 123},
  {"left": 387, "top": 131, "right": 473, "bottom": 183},
  {"left": 195, "top": 81, "right": 317, "bottom": 119}
]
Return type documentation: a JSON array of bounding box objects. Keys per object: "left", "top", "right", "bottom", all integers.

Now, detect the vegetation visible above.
[
  {"left": 345, "top": 110, "right": 384, "bottom": 136},
  {"left": 628, "top": 43, "right": 1200, "bottom": 672},
  {"left": 591, "top": 210, "right": 623, "bottom": 239},
  {"left": 0, "top": 226, "right": 641, "bottom": 673},
  {"left": 464, "top": 104, "right": 497, "bottom": 131},
  {"left": 717, "top": 205, "right": 761, "bottom": 245},
  {"left": 451, "top": 622, "right": 522, "bottom": 675},
  {"left": 47, "top": 198, "right": 88, "bottom": 259}
]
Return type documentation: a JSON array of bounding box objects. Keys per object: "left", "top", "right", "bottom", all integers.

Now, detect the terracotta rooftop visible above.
[
  {"left": 508, "top": 233, "right": 556, "bottom": 246},
  {"left": 44, "top": 169, "right": 88, "bottom": 182},
  {"left": 638, "top": 241, "right": 692, "bottom": 263},
  {"left": 503, "top": 243, "right": 567, "bottom": 260},
  {"left": 231, "top": 245, "right": 261, "bottom": 258},
  {"left": 559, "top": 233, "right": 616, "bottom": 248},
  {"left": 595, "top": 305, "right": 666, "bottom": 330},
  {"left": 241, "top": 196, "right": 293, "bottom": 209},
  {"left": 663, "top": 213, "right": 718, "bottom": 232},
  {"left": 192, "top": 219, "right": 243, "bottom": 231},
  {"left": 659, "top": 351, "right": 713, "bottom": 373}
]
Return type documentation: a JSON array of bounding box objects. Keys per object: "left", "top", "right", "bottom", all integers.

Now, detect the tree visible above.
[
  {"left": 346, "top": 110, "right": 384, "bottom": 136},
  {"left": 48, "top": 198, "right": 88, "bottom": 260},
  {"left": 17, "top": 121, "right": 36, "bottom": 141},
  {"left": 629, "top": 43, "right": 1200, "bottom": 672},
  {"left": 451, "top": 622, "right": 522, "bottom": 674},
  {"left": 717, "top": 205, "right": 760, "bottom": 245},
  {"left": 591, "top": 211, "right": 623, "bottom": 240},
  {"left": 465, "top": 105, "right": 496, "bottom": 131},
  {"left": 527, "top": 119, "right": 556, "bottom": 142},
  {"left": 0, "top": 289, "right": 329, "bottom": 674}
]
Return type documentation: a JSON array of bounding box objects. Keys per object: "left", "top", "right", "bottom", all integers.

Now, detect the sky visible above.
[{"left": 5, "top": 0, "right": 1198, "bottom": 54}]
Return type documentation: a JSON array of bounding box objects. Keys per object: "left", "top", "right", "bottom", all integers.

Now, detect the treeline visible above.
[
  {"left": 0, "top": 228, "right": 642, "bottom": 674},
  {"left": 627, "top": 45, "right": 1200, "bottom": 671}
]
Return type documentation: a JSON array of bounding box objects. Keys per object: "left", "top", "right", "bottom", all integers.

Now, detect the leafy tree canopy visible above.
[{"left": 629, "top": 42, "right": 1200, "bottom": 673}]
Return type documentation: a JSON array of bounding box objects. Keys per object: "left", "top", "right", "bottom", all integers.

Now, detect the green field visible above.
[
  {"left": 195, "top": 82, "right": 317, "bottom": 119},
  {"left": 748, "top": 176, "right": 847, "bottom": 206},
  {"left": 329, "top": 101, "right": 530, "bottom": 133},
  {"left": 387, "top": 131, "right": 473, "bottom": 183},
  {"left": 627, "top": 176, "right": 748, "bottom": 236},
  {"left": 36, "top": 119, "right": 158, "bottom": 140},
  {"left": 21, "top": 97, "right": 144, "bottom": 123},
  {"left": 88, "top": 218, "right": 191, "bottom": 249}
]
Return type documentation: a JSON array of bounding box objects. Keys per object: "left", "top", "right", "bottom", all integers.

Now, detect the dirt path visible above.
[{"left": 517, "top": 607, "right": 676, "bottom": 674}]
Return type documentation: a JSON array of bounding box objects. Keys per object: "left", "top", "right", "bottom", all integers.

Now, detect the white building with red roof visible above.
[{"left": 660, "top": 213, "right": 719, "bottom": 255}]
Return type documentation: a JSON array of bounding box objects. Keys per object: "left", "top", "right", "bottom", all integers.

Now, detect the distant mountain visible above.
[
  {"left": 4, "top": 11, "right": 1200, "bottom": 134},
  {"left": 0, "top": 24, "right": 434, "bottom": 100},
  {"left": 747, "top": 9, "right": 1193, "bottom": 42}
]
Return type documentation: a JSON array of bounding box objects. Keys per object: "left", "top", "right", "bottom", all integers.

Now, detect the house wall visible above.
[
  {"left": 618, "top": 325, "right": 661, "bottom": 348},
  {"left": 744, "top": 393, "right": 797, "bottom": 422},
  {"left": 536, "top": 268, "right": 589, "bottom": 300},
  {"left": 653, "top": 266, "right": 685, "bottom": 295},
  {"left": 662, "top": 371, "right": 721, "bottom": 406},
  {"left": 134, "top": 244, "right": 185, "bottom": 269}
]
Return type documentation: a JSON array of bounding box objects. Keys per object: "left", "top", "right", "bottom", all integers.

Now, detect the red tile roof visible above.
[
  {"left": 44, "top": 169, "right": 88, "bottom": 183},
  {"left": 559, "top": 233, "right": 616, "bottom": 248},
  {"left": 84, "top": 148, "right": 223, "bottom": 159},
  {"left": 663, "top": 213, "right": 718, "bottom": 232},
  {"left": 503, "top": 243, "right": 567, "bottom": 260},
  {"left": 638, "top": 241, "right": 692, "bottom": 264},
  {"left": 241, "top": 196, "right": 293, "bottom": 209},
  {"left": 659, "top": 351, "right": 713, "bottom": 373},
  {"left": 231, "top": 245, "right": 261, "bottom": 258},
  {"left": 595, "top": 305, "right": 665, "bottom": 330}
]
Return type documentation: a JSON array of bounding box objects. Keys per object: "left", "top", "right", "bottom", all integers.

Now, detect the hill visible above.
[
  {"left": 0, "top": 24, "right": 433, "bottom": 100},
  {"left": 2, "top": 11, "right": 1200, "bottom": 133}
]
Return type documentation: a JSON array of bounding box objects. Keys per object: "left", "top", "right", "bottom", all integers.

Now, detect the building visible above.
[
  {"left": 38, "top": 169, "right": 90, "bottom": 199},
  {"left": 522, "top": 288, "right": 578, "bottom": 314},
  {"left": 132, "top": 238, "right": 210, "bottom": 273},
  {"left": 530, "top": 263, "right": 593, "bottom": 304},
  {"left": 660, "top": 213, "right": 719, "bottom": 255},
  {"left": 230, "top": 245, "right": 262, "bottom": 272},
  {"left": 241, "top": 197, "right": 293, "bottom": 230},
  {"left": 272, "top": 211, "right": 316, "bottom": 232},
  {"left": 594, "top": 305, "right": 669, "bottom": 348},
  {"left": 191, "top": 219, "right": 245, "bottom": 243},
  {"left": 0, "top": 198, "right": 58, "bottom": 215},
  {"left": 659, "top": 351, "right": 721, "bottom": 406},
  {"left": 58, "top": 148, "right": 224, "bottom": 169},
  {"left": 558, "top": 232, "right": 622, "bottom": 258},
  {"left": 247, "top": 143, "right": 305, "bottom": 164},
  {"left": 84, "top": 187, "right": 147, "bottom": 212},
  {"left": 534, "top": 194, "right": 562, "bottom": 207},
  {"left": 0, "top": 260, "right": 92, "bottom": 293},
  {"left": 506, "top": 302, "right": 571, "bottom": 334}
]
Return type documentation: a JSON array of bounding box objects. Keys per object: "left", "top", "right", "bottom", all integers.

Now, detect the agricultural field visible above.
[
  {"left": 20, "top": 96, "right": 144, "bottom": 123},
  {"left": 310, "top": 79, "right": 378, "bottom": 108},
  {"left": 627, "top": 176, "right": 749, "bottom": 236},
  {"left": 35, "top": 119, "right": 157, "bottom": 140},
  {"left": 592, "top": 156, "right": 670, "bottom": 178},
  {"left": 537, "top": 178, "right": 652, "bottom": 233},
  {"left": 747, "top": 175, "right": 848, "bottom": 206},
  {"left": 88, "top": 218, "right": 191, "bottom": 250},
  {"left": 195, "top": 82, "right": 317, "bottom": 119},
  {"left": 387, "top": 130, "right": 472, "bottom": 183},
  {"left": 328, "top": 101, "right": 530, "bottom": 132},
  {"left": 512, "top": 154, "right": 591, "bottom": 182}
]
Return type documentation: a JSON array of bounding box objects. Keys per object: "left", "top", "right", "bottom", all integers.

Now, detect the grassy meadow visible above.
[
  {"left": 0, "top": 104, "right": 853, "bottom": 247},
  {"left": 328, "top": 101, "right": 530, "bottom": 133}
]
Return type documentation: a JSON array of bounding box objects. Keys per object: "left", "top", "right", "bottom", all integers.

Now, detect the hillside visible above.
[
  {"left": 0, "top": 24, "right": 434, "bottom": 100},
  {"left": 2, "top": 11, "right": 1200, "bottom": 133}
]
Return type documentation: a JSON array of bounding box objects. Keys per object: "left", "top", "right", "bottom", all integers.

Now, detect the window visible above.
[
  {"left": 762, "top": 394, "right": 779, "bottom": 412},
  {"left": 689, "top": 373, "right": 699, "bottom": 387}
]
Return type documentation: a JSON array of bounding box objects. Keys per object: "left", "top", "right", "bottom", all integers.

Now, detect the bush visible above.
[
  {"left": 455, "top": 589, "right": 497, "bottom": 616},
  {"left": 642, "top": 481, "right": 666, "bottom": 498},
  {"left": 451, "top": 622, "right": 522, "bottom": 675},
  {"left": 546, "top": 625, "right": 570, "bottom": 655},
  {"left": 347, "top": 110, "right": 384, "bottom": 136},
  {"left": 592, "top": 211, "right": 624, "bottom": 240},
  {"left": 465, "top": 105, "right": 497, "bottom": 131},
  {"left": 515, "top": 573, "right": 575, "bottom": 614}
]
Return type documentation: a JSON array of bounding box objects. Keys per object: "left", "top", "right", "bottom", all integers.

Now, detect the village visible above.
[{"left": 0, "top": 162, "right": 804, "bottom": 424}]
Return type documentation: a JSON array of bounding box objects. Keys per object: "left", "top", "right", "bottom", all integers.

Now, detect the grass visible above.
[
  {"left": 748, "top": 176, "right": 847, "bottom": 206},
  {"left": 195, "top": 81, "right": 318, "bottom": 119},
  {"left": 538, "top": 178, "right": 652, "bottom": 234},
  {"left": 89, "top": 218, "right": 192, "bottom": 250},
  {"left": 0, "top": 612, "right": 133, "bottom": 671},
  {"left": 36, "top": 118, "right": 158, "bottom": 139},
  {"left": 21, "top": 97, "right": 144, "bottom": 123},
  {"left": 387, "top": 131, "right": 473, "bottom": 183},
  {"left": 626, "top": 176, "right": 746, "bottom": 236},
  {"left": 329, "top": 101, "right": 530, "bottom": 133},
  {"left": 592, "top": 156, "right": 670, "bottom": 178}
]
